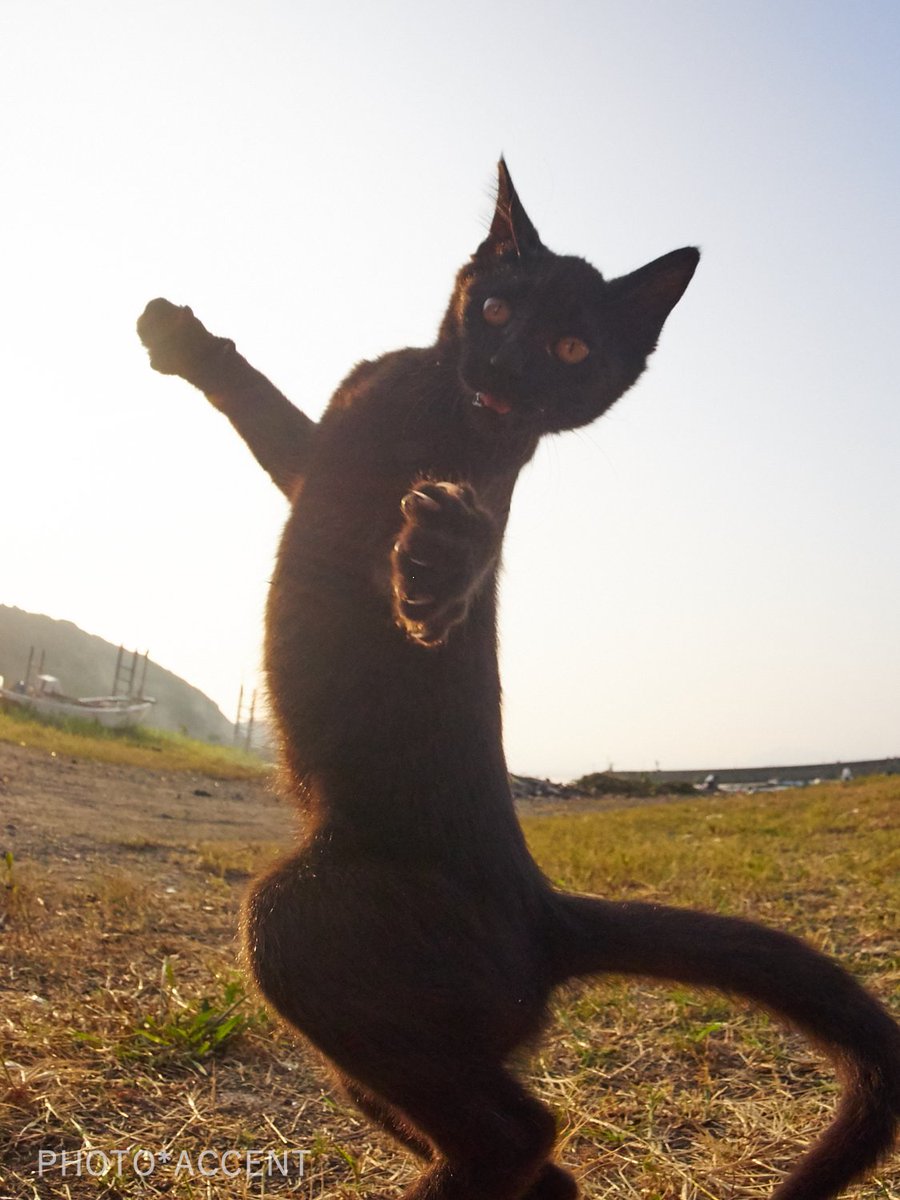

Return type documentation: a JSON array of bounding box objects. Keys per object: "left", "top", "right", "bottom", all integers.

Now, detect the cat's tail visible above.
[{"left": 549, "top": 892, "right": 900, "bottom": 1200}]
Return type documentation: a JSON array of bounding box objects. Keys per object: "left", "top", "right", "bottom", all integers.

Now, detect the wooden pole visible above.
[
  {"left": 245, "top": 689, "right": 257, "bottom": 753},
  {"left": 234, "top": 684, "right": 244, "bottom": 745},
  {"left": 137, "top": 652, "right": 149, "bottom": 699}
]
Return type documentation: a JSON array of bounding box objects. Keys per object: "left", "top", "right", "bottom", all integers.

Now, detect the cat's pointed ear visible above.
[
  {"left": 611, "top": 247, "right": 700, "bottom": 354},
  {"left": 474, "top": 158, "right": 544, "bottom": 260}
]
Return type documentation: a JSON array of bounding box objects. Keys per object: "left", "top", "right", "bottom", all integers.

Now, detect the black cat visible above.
[{"left": 138, "top": 161, "right": 900, "bottom": 1200}]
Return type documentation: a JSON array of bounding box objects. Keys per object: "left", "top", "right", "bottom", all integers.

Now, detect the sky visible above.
[{"left": 2, "top": 0, "right": 898, "bottom": 777}]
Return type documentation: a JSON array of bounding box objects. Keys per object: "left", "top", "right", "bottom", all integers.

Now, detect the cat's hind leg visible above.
[
  {"left": 341, "top": 1070, "right": 578, "bottom": 1200},
  {"left": 335, "top": 1073, "right": 434, "bottom": 1160},
  {"left": 338, "top": 1066, "right": 577, "bottom": 1198},
  {"left": 246, "top": 858, "right": 568, "bottom": 1197},
  {"left": 524, "top": 1164, "right": 579, "bottom": 1200},
  {"left": 378, "top": 1065, "right": 565, "bottom": 1200},
  {"left": 343, "top": 1071, "right": 578, "bottom": 1200}
]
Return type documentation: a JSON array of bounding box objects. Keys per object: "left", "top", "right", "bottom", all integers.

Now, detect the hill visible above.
[{"left": 0, "top": 605, "right": 235, "bottom": 743}]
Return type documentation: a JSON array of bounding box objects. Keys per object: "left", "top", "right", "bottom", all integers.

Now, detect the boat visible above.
[{"left": 0, "top": 673, "right": 155, "bottom": 730}]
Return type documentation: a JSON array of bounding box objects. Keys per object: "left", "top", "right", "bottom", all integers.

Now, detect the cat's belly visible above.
[{"left": 265, "top": 563, "right": 503, "bottom": 785}]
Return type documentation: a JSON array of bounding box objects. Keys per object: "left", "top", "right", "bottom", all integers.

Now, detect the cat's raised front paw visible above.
[
  {"left": 391, "top": 482, "right": 497, "bottom": 647},
  {"left": 137, "top": 299, "right": 225, "bottom": 379}
]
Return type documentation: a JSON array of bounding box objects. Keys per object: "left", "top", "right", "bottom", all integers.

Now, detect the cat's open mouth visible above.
[
  {"left": 473, "top": 391, "right": 513, "bottom": 416},
  {"left": 473, "top": 391, "right": 547, "bottom": 427}
]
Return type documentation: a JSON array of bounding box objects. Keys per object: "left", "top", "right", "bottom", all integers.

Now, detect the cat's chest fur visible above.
[
  {"left": 323, "top": 349, "right": 535, "bottom": 481},
  {"left": 277, "top": 348, "right": 534, "bottom": 594}
]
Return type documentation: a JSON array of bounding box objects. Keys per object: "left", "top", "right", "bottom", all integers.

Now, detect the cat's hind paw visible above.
[{"left": 391, "top": 481, "right": 497, "bottom": 647}]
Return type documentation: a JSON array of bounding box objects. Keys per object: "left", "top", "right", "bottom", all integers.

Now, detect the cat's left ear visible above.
[
  {"left": 610, "top": 247, "right": 700, "bottom": 354},
  {"left": 474, "top": 158, "right": 544, "bottom": 261}
]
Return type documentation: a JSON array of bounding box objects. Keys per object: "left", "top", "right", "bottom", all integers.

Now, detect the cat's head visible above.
[{"left": 441, "top": 160, "right": 698, "bottom": 437}]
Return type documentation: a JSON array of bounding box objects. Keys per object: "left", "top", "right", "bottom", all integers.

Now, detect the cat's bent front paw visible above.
[
  {"left": 136, "top": 299, "right": 226, "bottom": 379},
  {"left": 391, "top": 482, "right": 497, "bottom": 647}
]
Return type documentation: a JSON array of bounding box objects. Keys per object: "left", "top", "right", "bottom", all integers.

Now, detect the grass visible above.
[
  {"left": 112, "top": 963, "right": 267, "bottom": 1068},
  {"left": 523, "top": 778, "right": 899, "bottom": 1199},
  {"left": 0, "top": 701, "right": 270, "bottom": 779},
  {"left": 525, "top": 776, "right": 899, "bottom": 941},
  {"left": 1, "top": 773, "right": 898, "bottom": 1198}
]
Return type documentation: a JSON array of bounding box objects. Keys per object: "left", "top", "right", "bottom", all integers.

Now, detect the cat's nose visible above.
[{"left": 489, "top": 343, "right": 525, "bottom": 375}]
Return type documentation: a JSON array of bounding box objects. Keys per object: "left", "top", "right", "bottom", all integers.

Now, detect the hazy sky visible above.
[{"left": 3, "top": 1, "right": 898, "bottom": 776}]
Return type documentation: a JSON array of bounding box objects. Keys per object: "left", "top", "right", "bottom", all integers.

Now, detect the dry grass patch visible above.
[
  {"left": 2, "top": 847, "right": 403, "bottom": 1198},
  {"left": 2, "top": 774, "right": 898, "bottom": 1198}
]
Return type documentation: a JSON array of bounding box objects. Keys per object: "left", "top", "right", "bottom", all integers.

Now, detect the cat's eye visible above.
[
  {"left": 482, "top": 297, "right": 511, "bottom": 327},
  {"left": 553, "top": 336, "right": 590, "bottom": 365}
]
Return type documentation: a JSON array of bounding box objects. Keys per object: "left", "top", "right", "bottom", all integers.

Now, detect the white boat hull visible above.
[{"left": 1, "top": 688, "right": 153, "bottom": 729}]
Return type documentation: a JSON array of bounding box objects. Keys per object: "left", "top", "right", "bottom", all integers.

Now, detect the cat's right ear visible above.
[
  {"left": 610, "top": 247, "right": 700, "bottom": 355},
  {"left": 474, "top": 158, "right": 544, "bottom": 261}
]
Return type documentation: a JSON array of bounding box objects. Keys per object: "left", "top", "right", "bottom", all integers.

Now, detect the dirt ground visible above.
[
  {"left": 0, "top": 740, "right": 291, "bottom": 872},
  {"left": 0, "top": 739, "right": 671, "bottom": 873},
  {"left": 0, "top": 739, "right": 641, "bottom": 1200},
  {"left": 3, "top": 740, "right": 898, "bottom": 1200}
]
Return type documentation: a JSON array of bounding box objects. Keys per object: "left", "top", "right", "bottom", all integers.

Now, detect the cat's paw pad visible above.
[
  {"left": 391, "top": 482, "right": 496, "bottom": 646},
  {"left": 136, "top": 299, "right": 222, "bottom": 377}
]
